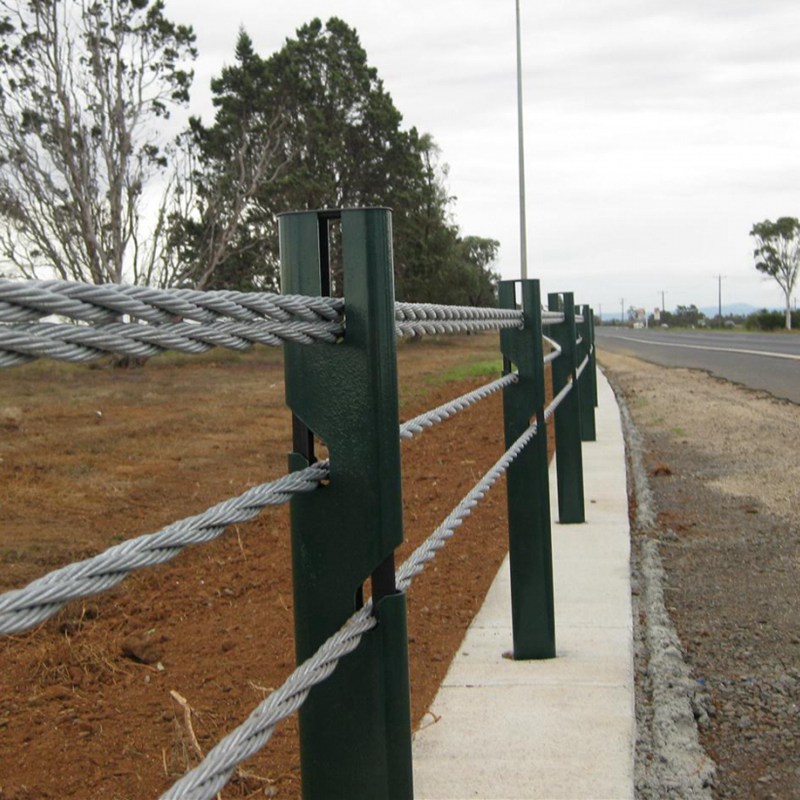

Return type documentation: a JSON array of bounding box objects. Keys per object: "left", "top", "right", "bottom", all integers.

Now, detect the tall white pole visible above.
[{"left": 516, "top": 0, "right": 528, "bottom": 280}]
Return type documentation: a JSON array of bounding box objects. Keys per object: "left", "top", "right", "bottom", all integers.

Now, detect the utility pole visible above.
[
  {"left": 659, "top": 290, "right": 666, "bottom": 315},
  {"left": 620, "top": 297, "right": 624, "bottom": 324},
  {"left": 515, "top": 0, "right": 528, "bottom": 280}
]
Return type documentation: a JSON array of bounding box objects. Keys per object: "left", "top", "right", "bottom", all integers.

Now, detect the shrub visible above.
[{"left": 744, "top": 309, "right": 800, "bottom": 330}]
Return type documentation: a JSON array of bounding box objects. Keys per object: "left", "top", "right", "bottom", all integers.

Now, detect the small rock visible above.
[
  {"left": 651, "top": 463, "right": 673, "bottom": 477},
  {"left": 120, "top": 635, "right": 163, "bottom": 665}
]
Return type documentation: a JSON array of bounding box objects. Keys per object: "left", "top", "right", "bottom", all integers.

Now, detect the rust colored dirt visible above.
[{"left": 0, "top": 335, "right": 551, "bottom": 799}]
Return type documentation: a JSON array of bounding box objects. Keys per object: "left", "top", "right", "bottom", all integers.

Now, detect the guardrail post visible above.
[
  {"left": 280, "top": 208, "right": 412, "bottom": 800},
  {"left": 547, "top": 292, "right": 585, "bottom": 524},
  {"left": 500, "top": 279, "right": 556, "bottom": 659},
  {"left": 578, "top": 304, "right": 596, "bottom": 442},
  {"left": 587, "top": 305, "right": 599, "bottom": 408}
]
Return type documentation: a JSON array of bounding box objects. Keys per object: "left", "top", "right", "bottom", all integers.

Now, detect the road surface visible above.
[{"left": 595, "top": 328, "right": 800, "bottom": 404}]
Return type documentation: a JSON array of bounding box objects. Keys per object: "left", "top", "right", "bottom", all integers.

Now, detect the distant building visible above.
[{"left": 631, "top": 307, "right": 647, "bottom": 328}]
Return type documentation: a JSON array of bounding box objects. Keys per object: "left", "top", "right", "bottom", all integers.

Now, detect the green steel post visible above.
[
  {"left": 500, "top": 280, "right": 555, "bottom": 659},
  {"left": 578, "top": 304, "right": 596, "bottom": 442},
  {"left": 280, "top": 208, "right": 413, "bottom": 800},
  {"left": 547, "top": 292, "right": 585, "bottom": 524},
  {"left": 588, "top": 305, "right": 599, "bottom": 407}
]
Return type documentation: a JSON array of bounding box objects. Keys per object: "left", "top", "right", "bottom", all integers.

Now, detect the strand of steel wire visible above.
[
  {"left": 394, "top": 301, "right": 524, "bottom": 337},
  {"left": 160, "top": 372, "right": 579, "bottom": 800},
  {"left": 399, "top": 372, "right": 518, "bottom": 440},
  {"left": 0, "top": 319, "right": 344, "bottom": 368},
  {"left": 543, "top": 335, "right": 562, "bottom": 365},
  {"left": 0, "top": 279, "right": 574, "bottom": 365},
  {"left": 541, "top": 310, "right": 565, "bottom": 326},
  {"left": 0, "top": 364, "right": 533, "bottom": 634},
  {"left": 0, "top": 340, "right": 574, "bottom": 633},
  {"left": 0, "top": 462, "right": 329, "bottom": 636},
  {"left": 397, "top": 365, "right": 574, "bottom": 591},
  {"left": 0, "top": 279, "right": 344, "bottom": 326}
]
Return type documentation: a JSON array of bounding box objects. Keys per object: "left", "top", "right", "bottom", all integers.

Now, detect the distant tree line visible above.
[
  {"left": 744, "top": 309, "right": 800, "bottom": 331},
  {"left": 0, "top": 4, "right": 499, "bottom": 304}
]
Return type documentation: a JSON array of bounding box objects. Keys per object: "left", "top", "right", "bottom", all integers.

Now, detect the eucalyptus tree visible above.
[
  {"left": 750, "top": 217, "right": 800, "bottom": 330},
  {"left": 0, "top": 0, "right": 196, "bottom": 285}
]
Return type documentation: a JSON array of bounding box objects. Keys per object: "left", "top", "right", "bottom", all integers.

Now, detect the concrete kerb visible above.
[
  {"left": 412, "top": 370, "right": 635, "bottom": 799},
  {"left": 608, "top": 372, "right": 716, "bottom": 799}
]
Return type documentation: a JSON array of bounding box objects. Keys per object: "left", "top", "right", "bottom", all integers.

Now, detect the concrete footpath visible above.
[{"left": 412, "top": 372, "right": 634, "bottom": 799}]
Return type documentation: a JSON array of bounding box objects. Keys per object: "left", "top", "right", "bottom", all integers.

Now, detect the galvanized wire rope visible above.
[
  {"left": 399, "top": 372, "right": 518, "bottom": 440},
  {"left": 0, "top": 462, "right": 329, "bottom": 636},
  {"left": 541, "top": 310, "right": 565, "bottom": 326},
  {"left": 0, "top": 279, "right": 344, "bottom": 326},
  {"left": 0, "top": 279, "right": 345, "bottom": 367},
  {"left": 543, "top": 334, "right": 562, "bottom": 365},
  {"left": 0, "top": 318, "right": 343, "bottom": 368},
  {"left": 160, "top": 379, "right": 575, "bottom": 800},
  {"left": 0, "top": 353, "right": 581, "bottom": 633},
  {"left": 395, "top": 317, "right": 524, "bottom": 337},
  {"left": 394, "top": 302, "right": 524, "bottom": 337},
  {"left": 1, "top": 278, "right": 594, "bottom": 793},
  {"left": 0, "top": 347, "right": 585, "bottom": 794},
  {"left": 159, "top": 602, "right": 378, "bottom": 800},
  {"left": 162, "top": 367, "right": 586, "bottom": 799},
  {"left": 0, "top": 278, "right": 580, "bottom": 361},
  {"left": 396, "top": 418, "right": 539, "bottom": 592}
]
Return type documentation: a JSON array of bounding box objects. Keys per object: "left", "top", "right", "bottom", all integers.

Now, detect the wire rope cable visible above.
[
  {"left": 399, "top": 372, "right": 518, "bottom": 440},
  {"left": 394, "top": 302, "right": 524, "bottom": 337},
  {"left": 160, "top": 400, "right": 553, "bottom": 800},
  {"left": 541, "top": 310, "right": 564, "bottom": 326},
  {"left": 0, "top": 279, "right": 344, "bottom": 326},
  {"left": 0, "top": 462, "right": 329, "bottom": 636}
]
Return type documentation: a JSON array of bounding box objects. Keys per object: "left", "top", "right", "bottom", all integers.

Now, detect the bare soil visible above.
[
  {"left": 0, "top": 334, "right": 548, "bottom": 799},
  {"left": 600, "top": 351, "right": 800, "bottom": 800}
]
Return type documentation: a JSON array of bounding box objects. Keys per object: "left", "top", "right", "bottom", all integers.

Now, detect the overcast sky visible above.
[{"left": 167, "top": 0, "right": 800, "bottom": 316}]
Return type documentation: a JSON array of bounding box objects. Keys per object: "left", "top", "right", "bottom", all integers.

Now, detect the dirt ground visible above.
[
  {"left": 600, "top": 351, "right": 800, "bottom": 800},
  {"left": 0, "top": 334, "right": 548, "bottom": 799}
]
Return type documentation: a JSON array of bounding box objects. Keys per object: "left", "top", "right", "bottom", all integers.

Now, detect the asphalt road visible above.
[{"left": 595, "top": 327, "right": 800, "bottom": 404}]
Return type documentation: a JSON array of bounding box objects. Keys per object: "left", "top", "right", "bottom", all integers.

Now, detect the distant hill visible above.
[{"left": 698, "top": 303, "right": 762, "bottom": 318}]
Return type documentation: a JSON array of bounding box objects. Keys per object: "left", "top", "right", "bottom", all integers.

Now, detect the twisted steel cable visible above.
[
  {"left": 541, "top": 310, "right": 565, "bottom": 326},
  {"left": 396, "top": 417, "right": 540, "bottom": 592},
  {"left": 0, "top": 279, "right": 345, "bottom": 368},
  {"left": 159, "top": 603, "right": 378, "bottom": 800},
  {"left": 0, "top": 317, "right": 343, "bottom": 368},
  {"left": 0, "top": 350, "right": 581, "bottom": 634},
  {"left": 399, "top": 372, "right": 518, "bottom": 440},
  {"left": 160, "top": 369, "right": 585, "bottom": 800},
  {"left": 394, "top": 302, "right": 524, "bottom": 323},
  {"left": 0, "top": 462, "right": 329, "bottom": 636},
  {"left": 0, "top": 279, "right": 344, "bottom": 326},
  {"left": 394, "top": 302, "right": 524, "bottom": 337},
  {"left": 395, "top": 318, "right": 524, "bottom": 337},
  {"left": 160, "top": 399, "right": 558, "bottom": 800}
]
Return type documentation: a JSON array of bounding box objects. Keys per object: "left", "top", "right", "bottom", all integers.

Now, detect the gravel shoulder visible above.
[{"left": 600, "top": 351, "right": 800, "bottom": 800}]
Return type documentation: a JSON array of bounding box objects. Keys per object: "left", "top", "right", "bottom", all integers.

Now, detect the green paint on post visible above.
[
  {"left": 548, "top": 292, "right": 586, "bottom": 524},
  {"left": 500, "top": 280, "right": 556, "bottom": 659},
  {"left": 280, "top": 208, "right": 413, "bottom": 800},
  {"left": 588, "top": 305, "right": 599, "bottom": 408},
  {"left": 578, "top": 304, "right": 597, "bottom": 442}
]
